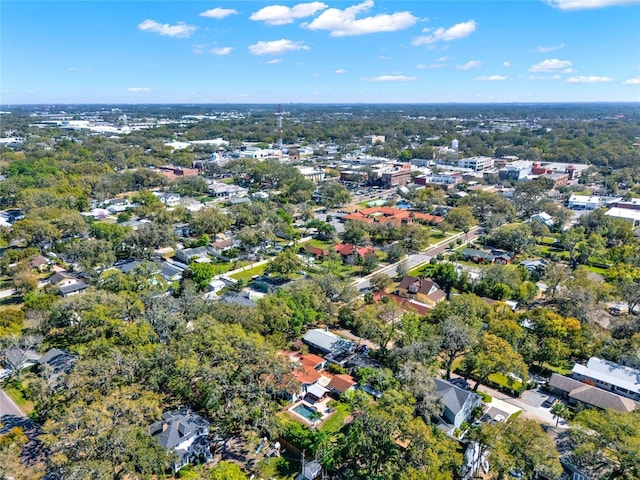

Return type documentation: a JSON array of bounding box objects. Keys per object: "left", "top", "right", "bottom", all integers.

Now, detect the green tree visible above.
[
  {"left": 318, "top": 181, "right": 351, "bottom": 207},
  {"left": 445, "top": 206, "right": 476, "bottom": 241},
  {"left": 266, "top": 249, "right": 303, "bottom": 278},
  {"left": 469, "top": 418, "right": 562, "bottom": 480},
  {"left": 187, "top": 262, "right": 217, "bottom": 291},
  {"left": 430, "top": 262, "right": 458, "bottom": 299},
  {"left": 370, "top": 272, "right": 392, "bottom": 293},
  {"left": 550, "top": 402, "right": 569, "bottom": 428},
  {"left": 208, "top": 461, "right": 248, "bottom": 480},
  {"left": 569, "top": 409, "right": 640, "bottom": 480},
  {"left": 361, "top": 252, "right": 380, "bottom": 274},
  {"left": 464, "top": 333, "right": 528, "bottom": 392},
  {"left": 191, "top": 207, "right": 233, "bottom": 240}
]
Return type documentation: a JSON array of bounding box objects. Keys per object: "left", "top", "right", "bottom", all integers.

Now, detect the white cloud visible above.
[
  {"left": 437, "top": 56, "right": 449, "bottom": 62},
  {"left": 251, "top": 2, "right": 327, "bottom": 26},
  {"left": 624, "top": 77, "right": 640, "bottom": 85},
  {"left": 379, "top": 55, "right": 392, "bottom": 60},
  {"left": 416, "top": 63, "right": 447, "bottom": 69},
  {"left": 210, "top": 47, "right": 233, "bottom": 55},
  {"left": 138, "top": 19, "right": 196, "bottom": 38},
  {"left": 305, "top": 0, "right": 417, "bottom": 36},
  {"left": 192, "top": 44, "right": 204, "bottom": 54},
  {"left": 248, "top": 39, "right": 310, "bottom": 55},
  {"left": 457, "top": 60, "right": 482, "bottom": 70},
  {"left": 528, "top": 58, "right": 573, "bottom": 72},
  {"left": 503, "top": 61, "right": 512, "bottom": 67},
  {"left": 476, "top": 75, "right": 507, "bottom": 81},
  {"left": 536, "top": 43, "right": 565, "bottom": 53},
  {"left": 529, "top": 75, "right": 563, "bottom": 80},
  {"left": 545, "top": 0, "right": 640, "bottom": 10},
  {"left": 335, "top": 69, "right": 347, "bottom": 74},
  {"left": 412, "top": 20, "right": 477, "bottom": 45},
  {"left": 200, "top": 7, "right": 238, "bottom": 19},
  {"left": 365, "top": 74, "right": 417, "bottom": 82},
  {"left": 566, "top": 75, "right": 614, "bottom": 83},
  {"left": 126, "top": 87, "right": 152, "bottom": 92},
  {"left": 267, "top": 59, "right": 282, "bottom": 64}
]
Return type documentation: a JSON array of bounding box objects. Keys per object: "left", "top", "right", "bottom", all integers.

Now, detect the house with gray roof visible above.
[
  {"left": 434, "top": 378, "right": 481, "bottom": 434},
  {"left": 220, "top": 291, "right": 257, "bottom": 308},
  {"left": 39, "top": 348, "right": 76, "bottom": 375},
  {"left": 161, "top": 262, "right": 184, "bottom": 282},
  {"left": 150, "top": 408, "right": 212, "bottom": 473},
  {"left": 174, "top": 246, "right": 210, "bottom": 264},
  {"left": 48, "top": 270, "right": 89, "bottom": 297},
  {"left": 548, "top": 373, "right": 637, "bottom": 413},
  {"left": 572, "top": 357, "right": 640, "bottom": 401}
]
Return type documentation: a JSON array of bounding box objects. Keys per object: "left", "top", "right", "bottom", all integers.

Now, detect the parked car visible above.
[{"left": 541, "top": 396, "right": 557, "bottom": 408}]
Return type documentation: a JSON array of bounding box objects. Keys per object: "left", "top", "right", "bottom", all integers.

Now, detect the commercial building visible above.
[
  {"left": 458, "top": 156, "right": 494, "bottom": 172},
  {"left": 380, "top": 167, "right": 412, "bottom": 188},
  {"left": 567, "top": 195, "right": 621, "bottom": 210}
]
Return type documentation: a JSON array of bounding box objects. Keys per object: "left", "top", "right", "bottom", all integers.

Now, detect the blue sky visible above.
[{"left": 2, "top": 0, "right": 640, "bottom": 104}]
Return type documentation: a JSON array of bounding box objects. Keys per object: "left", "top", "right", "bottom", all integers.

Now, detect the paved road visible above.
[
  {"left": 0, "top": 388, "right": 26, "bottom": 418},
  {"left": 453, "top": 376, "right": 568, "bottom": 428},
  {"left": 352, "top": 226, "right": 483, "bottom": 293}
]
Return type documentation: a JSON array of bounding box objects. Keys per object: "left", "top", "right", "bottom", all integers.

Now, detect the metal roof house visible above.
[
  {"left": 302, "top": 329, "right": 355, "bottom": 356},
  {"left": 572, "top": 357, "right": 640, "bottom": 401}
]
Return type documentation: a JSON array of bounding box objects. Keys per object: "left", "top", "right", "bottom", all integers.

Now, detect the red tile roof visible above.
[
  {"left": 299, "top": 354, "right": 326, "bottom": 368},
  {"left": 333, "top": 243, "right": 374, "bottom": 257},
  {"left": 309, "top": 246, "right": 330, "bottom": 257},
  {"left": 327, "top": 374, "right": 357, "bottom": 393},
  {"left": 345, "top": 206, "right": 443, "bottom": 225}
]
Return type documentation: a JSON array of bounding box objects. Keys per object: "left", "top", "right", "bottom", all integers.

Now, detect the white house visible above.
[
  {"left": 572, "top": 357, "right": 640, "bottom": 401},
  {"left": 208, "top": 181, "right": 248, "bottom": 199},
  {"left": 153, "top": 192, "right": 181, "bottom": 207}
]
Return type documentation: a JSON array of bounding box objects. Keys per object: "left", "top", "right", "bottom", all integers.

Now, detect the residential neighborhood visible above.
[{"left": 0, "top": 101, "right": 639, "bottom": 480}]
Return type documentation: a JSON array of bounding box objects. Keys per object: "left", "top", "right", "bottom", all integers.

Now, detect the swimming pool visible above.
[{"left": 292, "top": 403, "right": 318, "bottom": 421}]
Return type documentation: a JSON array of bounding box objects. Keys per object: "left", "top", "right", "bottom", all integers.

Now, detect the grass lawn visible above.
[
  {"left": 408, "top": 262, "right": 432, "bottom": 278},
  {"left": 2, "top": 378, "right": 35, "bottom": 415},
  {"left": 477, "top": 390, "right": 493, "bottom": 403},
  {"left": 584, "top": 265, "right": 610, "bottom": 275},
  {"left": 257, "top": 457, "right": 299, "bottom": 480},
  {"left": 488, "top": 373, "right": 524, "bottom": 394},
  {"left": 213, "top": 260, "right": 250, "bottom": 275},
  {"left": 230, "top": 263, "right": 268, "bottom": 281},
  {"left": 320, "top": 400, "right": 352, "bottom": 435},
  {"left": 540, "top": 236, "right": 559, "bottom": 245},
  {"left": 307, "top": 238, "right": 334, "bottom": 250}
]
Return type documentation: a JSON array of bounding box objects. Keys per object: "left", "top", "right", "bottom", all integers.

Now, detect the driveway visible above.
[
  {"left": 0, "top": 388, "right": 25, "bottom": 418},
  {"left": 476, "top": 382, "right": 567, "bottom": 428}
]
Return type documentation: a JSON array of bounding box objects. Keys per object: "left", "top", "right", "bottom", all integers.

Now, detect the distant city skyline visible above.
[{"left": 2, "top": 0, "right": 640, "bottom": 104}]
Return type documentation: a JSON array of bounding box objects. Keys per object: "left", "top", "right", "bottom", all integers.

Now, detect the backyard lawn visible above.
[
  {"left": 230, "top": 263, "right": 268, "bottom": 281},
  {"left": 257, "top": 457, "right": 299, "bottom": 480},
  {"left": 320, "top": 400, "right": 352, "bottom": 435}
]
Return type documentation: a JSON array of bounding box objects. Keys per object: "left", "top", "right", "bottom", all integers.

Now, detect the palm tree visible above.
[{"left": 550, "top": 402, "right": 569, "bottom": 428}]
